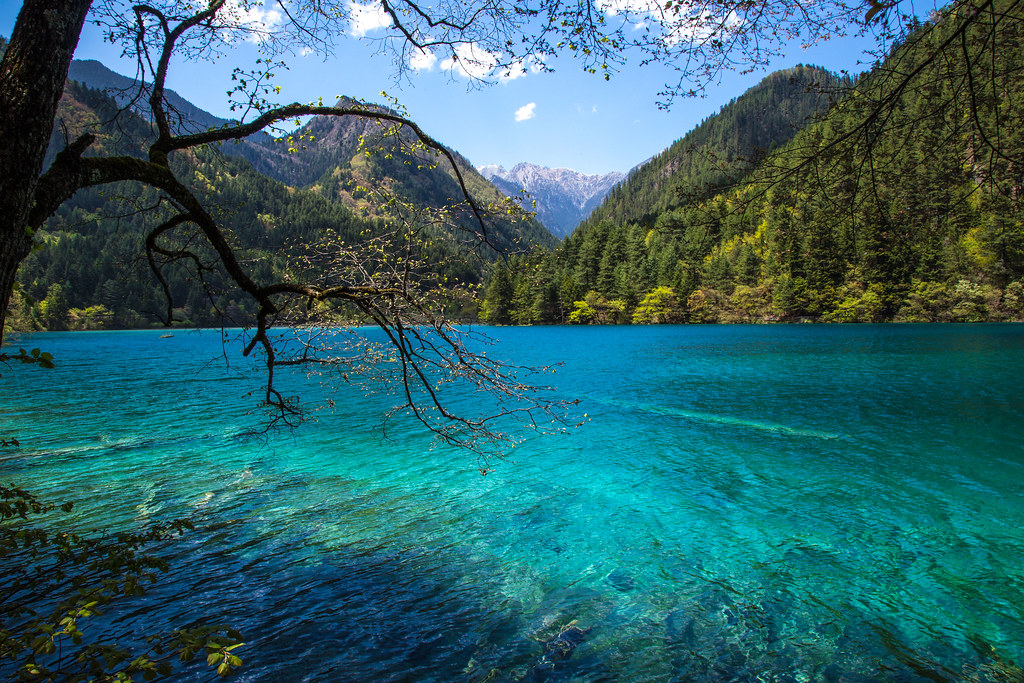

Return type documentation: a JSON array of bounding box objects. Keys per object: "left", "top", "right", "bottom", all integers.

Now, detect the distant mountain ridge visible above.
[
  {"left": 68, "top": 60, "right": 231, "bottom": 132},
  {"left": 478, "top": 163, "right": 624, "bottom": 238},
  {"left": 61, "top": 59, "right": 555, "bottom": 249},
  {"left": 14, "top": 59, "right": 556, "bottom": 331}
]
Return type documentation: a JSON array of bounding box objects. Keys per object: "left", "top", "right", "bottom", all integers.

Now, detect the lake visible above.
[{"left": 2, "top": 324, "right": 1023, "bottom": 681}]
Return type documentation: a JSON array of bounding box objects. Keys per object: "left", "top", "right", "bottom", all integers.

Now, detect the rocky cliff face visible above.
[{"left": 478, "top": 163, "right": 624, "bottom": 238}]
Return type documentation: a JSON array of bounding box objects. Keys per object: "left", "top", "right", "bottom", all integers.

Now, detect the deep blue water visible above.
[{"left": 2, "top": 324, "right": 1024, "bottom": 681}]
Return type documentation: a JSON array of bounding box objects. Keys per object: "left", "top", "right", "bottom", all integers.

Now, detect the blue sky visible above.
[{"left": 2, "top": 2, "right": 879, "bottom": 176}]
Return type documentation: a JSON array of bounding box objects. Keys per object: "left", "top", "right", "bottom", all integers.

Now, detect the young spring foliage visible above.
[{"left": 0, "top": 482, "right": 245, "bottom": 681}]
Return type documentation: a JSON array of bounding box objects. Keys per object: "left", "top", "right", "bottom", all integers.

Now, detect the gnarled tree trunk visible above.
[{"left": 0, "top": 0, "right": 92, "bottom": 342}]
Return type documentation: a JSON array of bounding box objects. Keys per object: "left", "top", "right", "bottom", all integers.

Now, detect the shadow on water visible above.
[
  {"left": 37, "top": 507, "right": 618, "bottom": 683},
  {"left": 41, "top": 500, "right": 1021, "bottom": 683},
  {"left": 4, "top": 468, "right": 1024, "bottom": 682}
]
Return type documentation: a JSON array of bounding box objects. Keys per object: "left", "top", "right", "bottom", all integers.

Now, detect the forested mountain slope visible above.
[
  {"left": 238, "top": 97, "right": 553, "bottom": 253},
  {"left": 579, "top": 65, "right": 848, "bottom": 232},
  {"left": 14, "top": 81, "right": 383, "bottom": 329},
  {"left": 68, "top": 59, "right": 236, "bottom": 134},
  {"left": 9, "top": 67, "right": 553, "bottom": 331},
  {"left": 481, "top": 6, "right": 1024, "bottom": 325},
  {"left": 64, "top": 59, "right": 555, "bottom": 250}
]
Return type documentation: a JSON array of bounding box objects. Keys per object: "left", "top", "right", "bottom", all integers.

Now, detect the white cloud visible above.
[
  {"left": 225, "top": 0, "right": 283, "bottom": 26},
  {"left": 217, "top": 0, "right": 283, "bottom": 42},
  {"left": 598, "top": 0, "right": 728, "bottom": 46},
  {"left": 501, "top": 65, "right": 528, "bottom": 81},
  {"left": 441, "top": 43, "right": 528, "bottom": 82},
  {"left": 348, "top": 0, "right": 392, "bottom": 37},
  {"left": 592, "top": 104, "right": 598, "bottom": 113},
  {"left": 599, "top": 0, "right": 661, "bottom": 20},
  {"left": 409, "top": 48, "right": 437, "bottom": 71},
  {"left": 514, "top": 102, "right": 537, "bottom": 122},
  {"left": 441, "top": 43, "right": 500, "bottom": 80}
]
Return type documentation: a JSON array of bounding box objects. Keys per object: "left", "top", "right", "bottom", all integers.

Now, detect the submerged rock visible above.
[
  {"left": 526, "top": 585, "right": 609, "bottom": 643},
  {"left": 606, "top": 567, "right": 636, "bottom": 592},
  {"left": 543, "top": 621, "right": 589, "bottom": 662},
  {"left": 518, "top": 621, "right": 592, "bottom": 681},
  {"left": 665, "top": 608, "right": 698, "bottom": 647},
  {"left": 822, "top": 663, "right": 844, "bottom": 682}
]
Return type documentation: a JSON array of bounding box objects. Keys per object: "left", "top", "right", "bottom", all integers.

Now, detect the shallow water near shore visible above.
[{"left": 2, "top": 324, "right": 1023, "bottom": 681}]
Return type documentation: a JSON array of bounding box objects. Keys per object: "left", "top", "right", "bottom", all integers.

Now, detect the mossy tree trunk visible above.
[{"left": 0, "top": 0, "right": 91, "bottom": 343}]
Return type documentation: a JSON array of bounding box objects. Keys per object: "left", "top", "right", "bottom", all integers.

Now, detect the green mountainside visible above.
[
  {"left": 237, "top": 97, "right": 545, "bottom": 256},
  {"left": 15, "top": 81, "right": 385, "bottom": 329},
  {"left": 580, "top": 65, "right": 848, "bottom": 231},
  {"left": 9, "top": 66, "right": 554, "bottom": 331},
  {"left": 481, "top": 9, "right": 1024, "bottom": 325}
]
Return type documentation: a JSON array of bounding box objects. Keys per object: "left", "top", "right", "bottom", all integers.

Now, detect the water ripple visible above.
[{"left": 2, "top": 326, "right": 1024, "bottom": 680}]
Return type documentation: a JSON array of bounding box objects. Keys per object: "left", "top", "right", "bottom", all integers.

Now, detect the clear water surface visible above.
[{"left": 2, "top": 324, "right": 1023, "bottom": 681}]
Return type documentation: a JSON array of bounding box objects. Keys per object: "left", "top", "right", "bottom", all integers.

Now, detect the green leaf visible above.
[{"left": 864, "top": 0, "right": 886, "bottom": 22}]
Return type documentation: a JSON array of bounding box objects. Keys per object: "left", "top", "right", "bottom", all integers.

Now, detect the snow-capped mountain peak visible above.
[{"left": 478, "top": 162, "right": 624, "bottom": 238}]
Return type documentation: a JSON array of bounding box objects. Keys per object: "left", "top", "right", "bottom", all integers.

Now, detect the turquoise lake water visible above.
[{"left": 2, "top": 324, "right": 1023, "bottom": 681}]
